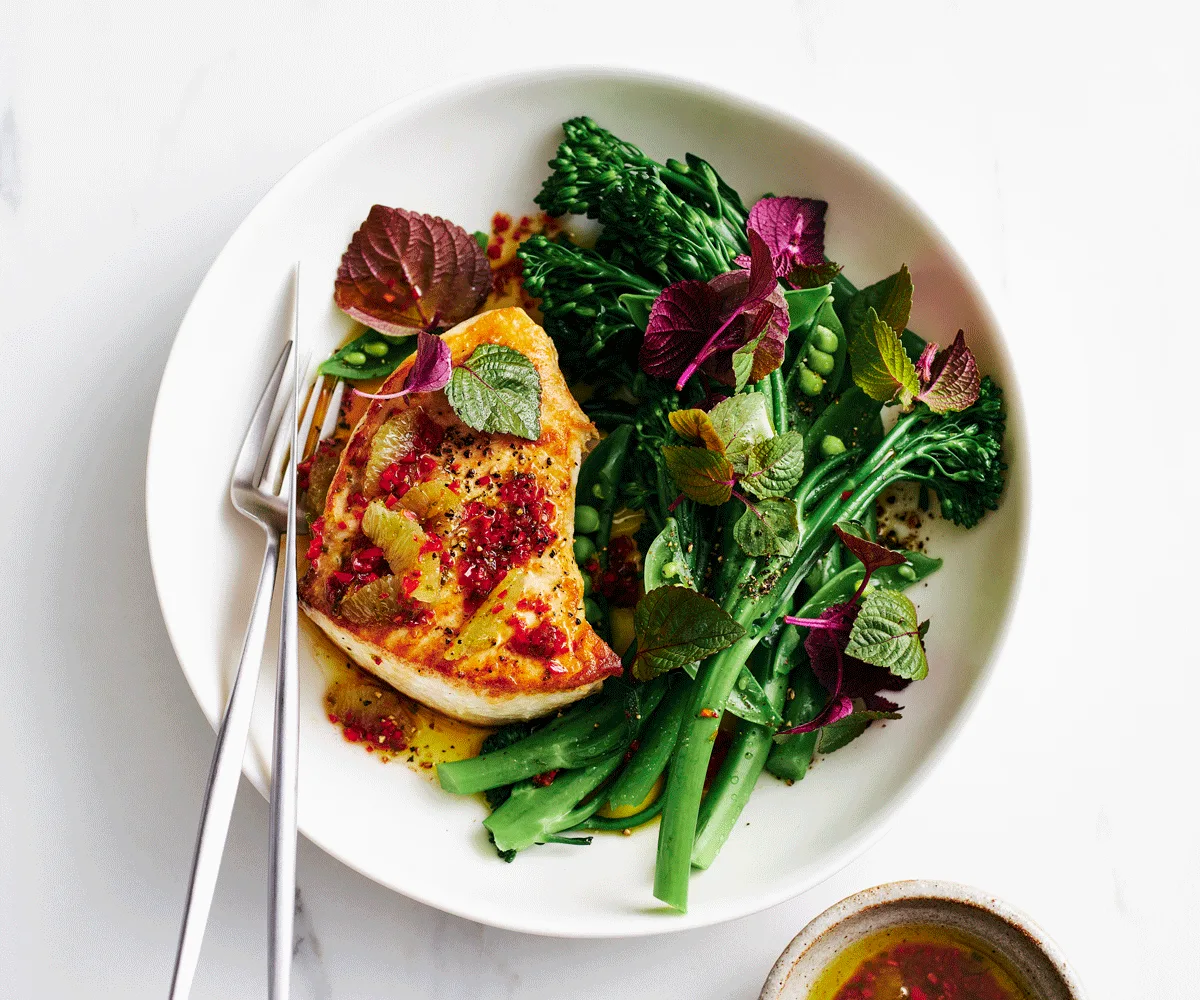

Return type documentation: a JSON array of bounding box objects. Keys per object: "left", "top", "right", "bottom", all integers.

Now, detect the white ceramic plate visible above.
[{"left": 146, "top": 69, "right": 1029, "bottom": 937}]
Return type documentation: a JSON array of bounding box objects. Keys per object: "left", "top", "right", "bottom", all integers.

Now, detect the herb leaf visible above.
[
  {"left": 318, "top": 329, "right": 416, "bottom": 381},
  {"left": 816, "top": 705, "right": 901, "bottom": 754},
  {"left": 708, "top": 393, "right": 775, "bottom": 467},
  {"left": 668, "top": 408, "right": 725, "bottom": 453},
  {"left": 663, "top": 446, "right": 734, "bottom": 505},
  {"left": 352, "top": 331, "right": 452, "bottom": 400},
  {"left": 845, "top": 263, "right": 913, "bottom": 339},
  {"left": 618, "top": 292, "right": 657, "bottom": 330},
  {"left": 632, "top": 586, "right": 745, "bottom": 682},
  {"left": 845, "top": 589, "right": 929, "bottom": 681},
  {"left": 850, "top": 307, "right": 921, "bottom": 404},
  {"left": 916, "top": 330, "right": 981, "bottom": 413},
  {"left": 832, "top": 522, "right": 907, "bottom": 584},
  {"left": 334, "top": 205, "right": 491, "bottom": 335},
  {"left": 742, "top": 431, "right": 806, "bottom": 499},
  {"left": 733, "top": 496, "right": 800, "bottom": 557},
  {"left": 738, "top": 196, "right": 828, "bottom": 277},
  {"left": 445, "top": 343, "right": 542, "bottom": 440}
]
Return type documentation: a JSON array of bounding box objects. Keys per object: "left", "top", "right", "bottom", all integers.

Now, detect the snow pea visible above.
[{"left": 318, "top": 330, "right": 416, "bottom": 381}]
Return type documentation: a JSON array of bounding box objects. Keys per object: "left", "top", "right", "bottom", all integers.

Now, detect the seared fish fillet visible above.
[{"left": 300, "top": 307, "right": 622, "bottom": 724}]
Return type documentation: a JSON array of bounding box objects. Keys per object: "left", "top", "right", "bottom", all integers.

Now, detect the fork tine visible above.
[
  {"left": 318, "top": 378, "right": 345, "bottom": 441},
  {"left": 258, "top": 350, "right": 315, "bottom": 495},
  {"left": 231, "top": 341, "right": 292, "bottom": 491}
]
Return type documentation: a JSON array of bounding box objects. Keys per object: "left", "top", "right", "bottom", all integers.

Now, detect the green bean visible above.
[
  {"left": 692, "top": 636, "right": 791, "bottom": 869},
  {"left": 605, "top": 678, "right": 690, "bottom": 810},
  {"left": 571, "top": 795, "right": 665, "bottom": 832},
  {"left": 583, "top": 598, "right": 603, "bottom": 625},
  {"left": 437, "top": 684, "right": 641, "bottom": 795},
  {"left": 577, "top": 424, "right": 633, "bottom": 552}
]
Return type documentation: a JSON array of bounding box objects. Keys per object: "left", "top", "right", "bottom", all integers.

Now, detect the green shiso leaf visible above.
[
  {"left": 632, "top": 586, "right": 745, "bottom": 682},
  {"left": 844, "top": 588, "right": 929, "bottom": 681},
  {"left": 445, "top": 343, "right": 542, "bottom": 440},
  {"left": 733, "top": 496, "right": 800, "bottom": 558}
]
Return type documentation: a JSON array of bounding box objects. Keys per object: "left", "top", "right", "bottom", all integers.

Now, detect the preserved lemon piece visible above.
[
  {"left": 361, "top": 500, "right": 442, "bottom": 602},
  {"left": 339, "top": 576, "right": 404, "bottom": 624},
  {"left": 399, "top": 479, "right": 461, "bottom": 521},
  {"left": 447, "top": 570, "right": 527, "bottom": 660},
  {"left": 363, "top": 410, "right": 418, "bottom": 494}
]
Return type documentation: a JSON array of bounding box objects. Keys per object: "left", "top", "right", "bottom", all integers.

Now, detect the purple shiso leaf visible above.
[
  {"left": 640, "top": 233, "right": 790, "bottom": 390},
  {"left": 403, "top": 330, "right": 453, "bottom": 392},
  {"left": 354, "top": 331, "right": 451, "bottom": 400},
  {"left": 638, "top": 279, "right": 721, "bottom": 384},
  {"left": 831, "top": 523, "right": 908, "bottom": 598},
  {"left": 781, "top": 690, "right": 854, "bottom": 734},
  {"left": 334, "top": 205, "right": 490, "bottom": 336},
  {"left": 783, "top": 600, "right": 908, "bottom": 734},
  {"left": 672, "top": 232, "right": 775, "bottom": 390},
  {"left": 735, "top": 196, "right": 829, "bottom": 277},
  {"left": 916, "top": 330, "right": 981, "bottom": 413}
]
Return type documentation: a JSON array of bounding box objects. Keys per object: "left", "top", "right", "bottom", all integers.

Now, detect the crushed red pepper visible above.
[{"left": 831, "top": 940, "right": 1026, "bottom": 1000}]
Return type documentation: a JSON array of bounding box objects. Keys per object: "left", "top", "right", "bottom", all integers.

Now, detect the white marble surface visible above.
[{"left": 2, "top": 2, "right": 1198, "bottom": 997}]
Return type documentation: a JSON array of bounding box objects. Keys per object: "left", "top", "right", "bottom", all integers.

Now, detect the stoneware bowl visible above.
[{"left": 760, "top": 881, "right": 1084, "bottom": 1000}]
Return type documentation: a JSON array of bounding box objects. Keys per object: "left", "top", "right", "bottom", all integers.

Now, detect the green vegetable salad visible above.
[{"left": 317, "top": 118, "right": 1006, "bottom": 913}]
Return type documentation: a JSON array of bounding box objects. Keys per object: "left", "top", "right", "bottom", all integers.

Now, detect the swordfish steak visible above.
[{"left": 300, "top": 307, "right": 622, "bottom": 724}]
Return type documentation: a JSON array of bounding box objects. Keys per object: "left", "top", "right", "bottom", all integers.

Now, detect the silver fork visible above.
[{"left": 169, "top": 289, "right": 342, "bottom": 999}]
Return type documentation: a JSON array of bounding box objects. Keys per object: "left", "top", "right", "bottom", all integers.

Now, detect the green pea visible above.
[
  {"left": 662, "top": 560, "right": 683, "bottom": 580},
  {"left": 362, "top": 341, "right": 389, "bottom": 357},
  {"left": 573, "top": 536, "right": 597, "bottom": 563},
  {"left": 573, "top": 505, "right": 601, "bottom": 534},
  {"left": 584, "top": 598, "right": 603, "bottom": 625},
  {"left": 798, "top": 367, "right": 825, "bottom": 397},
  {"left": 591, "top": 482, "right": 607, "bottom": 501},
  {"left": 807, "top": 346, "right": 835, "bottom": 375},
  {"left": 343, "top": 350, "right": 367, "bottom": 366},
  {"left": 897, "top": 563, "right": 917, "bottom": 581},
  {"left": 582, "top": 572, "right": 593, "bottom": 597},
  {"left": 811, "top": 325, "right": 839, "bottom": 354},
  {"left": 820, "top": 434, "right": 846, "bottom": 457}
]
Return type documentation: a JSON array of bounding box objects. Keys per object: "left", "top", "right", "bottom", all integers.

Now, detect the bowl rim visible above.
[
  {"left": 145, "top": 64, "right": 1033, "bottom": 937},
  {"left": 760, "top": 879, "right": 1085, "bottom": 999}
]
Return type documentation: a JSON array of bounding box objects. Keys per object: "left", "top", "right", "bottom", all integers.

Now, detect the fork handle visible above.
[{"left": 169, "top": 529, "right": 281, "bottom": 1000}]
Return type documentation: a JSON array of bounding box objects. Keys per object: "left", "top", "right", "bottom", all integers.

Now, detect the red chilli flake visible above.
[
  {"left": 830, "top": 940, "right": 1020, "bottom": 1000},
  {"left": 531, "top": 769, "right": 559, "bottom": 787},
  {"left": 506, "top": 617, "right": 569, "bottom": 661},
  {"left": 456, "top": 472, "right": 557, "bottom": 601}
]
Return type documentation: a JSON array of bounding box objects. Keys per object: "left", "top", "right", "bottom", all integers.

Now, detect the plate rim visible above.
[{"left": 146, "top": 64, "right": 1032, "bottom": 938}]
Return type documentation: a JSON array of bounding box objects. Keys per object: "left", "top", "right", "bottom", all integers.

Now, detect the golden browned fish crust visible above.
[{"left": 300, "top": 307, "right": 622, "bottom": 724}]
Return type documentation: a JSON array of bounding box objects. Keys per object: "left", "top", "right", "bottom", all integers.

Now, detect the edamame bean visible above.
[
  {"left": 573, "top": 505, "right": 601, "bottom": 534},
  {"left": 807, "top": 346, "right": 835, "bottom": 375},
  {"left": 573, "top": 536, "right": 597, "bottom": 563},
  {"left": 820, "top": 434, "right": 846, "bottom": 457},
  {"left": 798, "top": 367, "right": 825, "bottom": 396},
  {"left": 362, "top": 341, "right": 389, "bottom": 357},
  {"left": 811, "top": 325, "right": 839, "bottom": 354},
  {"left": 343, "top": 350, "right": 367, "bottom": 366},
  {"left": 583, "top": 598, "right": 603, "bottom": 625}
]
